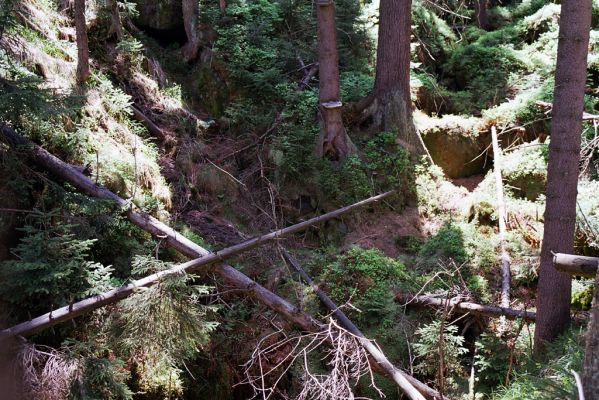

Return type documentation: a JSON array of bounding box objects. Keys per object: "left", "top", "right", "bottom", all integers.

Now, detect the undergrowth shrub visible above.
[
  {"left": 493, "top": 327, "right": 585, "bottom": 400},
  {"left": 0, "top": 213, "right": 114, "bottom": 318},
  {"left": 443, "top": 44, "right": 525, "bottom": 111},
  {"left": 319, "top": 247, "right": 413, "bottom": 324},
  {"left": 413, "top": 320, "right": 468, "bottom": 392}
]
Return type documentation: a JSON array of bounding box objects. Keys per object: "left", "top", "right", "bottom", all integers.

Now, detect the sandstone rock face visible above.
[
  {"left": 417, "top": 114, "right": 488, "bottom": 178},
  {"left": 132, "top": 0, "right": 182, "bottom": 31}
]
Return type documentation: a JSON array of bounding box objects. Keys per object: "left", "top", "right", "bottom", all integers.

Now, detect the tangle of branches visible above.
[{"left": 240, "top": 319, "right": 384, "bottom": 400}]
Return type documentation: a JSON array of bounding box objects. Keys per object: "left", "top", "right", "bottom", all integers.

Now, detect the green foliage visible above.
[
  {"left": 67, "top": 340, "right": 133, "bottom": 400},
  {"left": 318, "top": 247, "right": 412, "bottom": 324},
  {"left": 493, "top": 328, "right": 585, "bottom": 400},
  {"left": 501, "top": 141, "right": 548, "bottom": 201},
  {"left": 412, "top": 1, "right": 458, "bottom": 66},
  {"left": 0, "top": 214, "right": 114, "bottom": 316},
  {"left": 413, "top": 320, "right": 467, "bottom": 385},
  {"left": 419, "top": 222, "right": 467, "bottom": 263},
  {"left": 475, "top": 332, "right": 511, "bottom": 390},
  {"left": 571, "top": 278, "right": 594, "bottom": 310},
  {"left": 443, "top": 44, "right": 525, "bottom": 111},
  {"left": 107, "top": 256, "right": 218, "bottom": 395}
]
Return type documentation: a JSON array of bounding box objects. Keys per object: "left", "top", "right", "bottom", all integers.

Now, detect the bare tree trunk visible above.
[
  {"left": 534, "top": 0, "right": 592, "bottom": 352},
  {"left": 74, "top": 0, "right": 89, "bottom": 84},
  {"left": 491, "top": 127, "right": 511, "bottom": 313},
  {"left": 474, "top": 0, "right": 489, "bottom": 30},
  {"left": 107, "top": 0, "right": 123, "bottom": 40},
  {"left": 315, "top": 0, "right": 354, "bottom": 160},
  {"left": 583, "top": 264, "right": 599, "bottom": 400},
  {"left": 364, "top": 0, "right": 427, "bottom": 156},
  {"left": 181, "top": 0, "right": 201, "bottom": 61}
]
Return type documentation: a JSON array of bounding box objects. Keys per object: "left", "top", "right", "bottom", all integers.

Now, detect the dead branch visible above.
[
  {"left": 0, "top": 125, "right": 438, "bottom": 399},
  {"left": 397, "top": 294, "right": 536, "bottom": 322},
  {"left": 282, "top": 251, "right": 432, "bottom": 400},
  {"left": 131, "top": 106, "right": 168, "bottom": 141},
  {"left": 0, "top": 189, "right": 393, "bottom": 338},
  {"left": 535, "top": 100, "right": 599, "bottom": 121},
  {"left": 16, "top": 341, "right": 80, "bottom": 400},
  {"left": 241, "top": 320, "right": 382, "bottom": 400}
]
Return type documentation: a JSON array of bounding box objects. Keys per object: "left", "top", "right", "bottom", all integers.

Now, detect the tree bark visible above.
[
  {"left": 491, "top": 126, "right": 511, "bottom": 312},
  {"left": 474, "top": 0, "right": 489, "bottom": 30},
  {"left": 315, "top": 0, "right": 354, "bottom": 160},
  {"left": 365, "top": 0, "right": 427, "bottom": 156},
  {"left": 181, "top": 0, "right": 201, "bottom": 61},
  {"left": 397, "top": 294, "right": 536, "bottom": 322},
  {"left": 554, "top": 253, "right": 599, "bottom": 278},
  {"left": 74, "top": 0, "right": 89, "bottom": 84},
  {"left": 534, "top": 0, "right": 592, "bottom": 352},
  {"left": 583, "top": 264, "right": 599, "bottom": 400}
]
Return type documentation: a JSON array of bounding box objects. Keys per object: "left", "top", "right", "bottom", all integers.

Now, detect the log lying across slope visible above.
[
  {"left": 0, "top": 125, "right": 440, "bottom": 400},
  {"left": 0, "top": 186, "right": 394, "bottom": 338},
  {"left": 397, "top": 294, "right": 536, "bottom": 322}
]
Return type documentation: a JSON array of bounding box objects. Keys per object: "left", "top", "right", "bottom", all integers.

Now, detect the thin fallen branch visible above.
[
  {"left": 397, "top": 294, "right": 536, "bottom": 322},
  {"left": 553, "top": 253, "right": 599, "bottom": 278},
  {"left": 491, "top": 126, "right": 511, "bottom": 314},
  {"left": 0, "top": 126, "right": 439, "bottom": 399},
  {"left": 282, "top": 250, "right": 432, "bottom": 400},
  {"left": 535, "top": 100, "right": 599, "bottom": 121}
]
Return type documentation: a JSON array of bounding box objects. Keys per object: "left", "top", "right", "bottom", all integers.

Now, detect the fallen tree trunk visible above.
[
  {"left": 283, "top": 251, "right": 436, "bottom": 400},
  {"left": 0, "top": 189, "right": 393, "bottom": 338},
  {"left": 554, "top": 253, "right": 599, "bottom": 278},
  {"left": 131, "top": 106, "right": 167, "bottom": 141},
  {"left": 0, "top": 125, "right": 439, "bottom": 399},
  {"left": 397, "top": 294, "right": 536, "bottom": 322}
]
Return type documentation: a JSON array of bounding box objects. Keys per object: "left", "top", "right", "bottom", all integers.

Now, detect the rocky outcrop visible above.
[
  {"left": 417, "top": 113, "right": 488, "bottom": 178},
  {"left": 131, "top": 0, "right": 182, "bottom": 31}
]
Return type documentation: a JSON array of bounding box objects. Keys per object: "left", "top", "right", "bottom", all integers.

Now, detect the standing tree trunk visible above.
[
  {"left": 182, "top": 0, "right": 201, "bottom": 61},
  {"left": 364, "top": 0, "right": 427, "bottom": 156},
  {"left": 534, "top": 0, "right": 592, "bottom": 352},
  {"left": 583, "top": 265, "right": 599, "bottom": 400},
  {"left": 474, "top": 0, "right": 489, "bottom": 30},
  {"left": 315, "top": 0, "right": 354, "bottom": 160},
  {"left": 74, "top": 0, "right": 89, "bottom": 84}
]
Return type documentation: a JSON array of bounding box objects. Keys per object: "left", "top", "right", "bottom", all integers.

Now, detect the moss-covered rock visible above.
[{"left": 417, "top": 113, "right": 487, "bottom": 178}]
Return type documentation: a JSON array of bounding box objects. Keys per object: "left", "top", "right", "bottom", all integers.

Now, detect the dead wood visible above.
[
  {"left": 0, "top": 125, "right": 441, "bottom": 400},
  {"left": 491, "top": 126, "right": 511, "bottom": 313},
  {"left": 553, "top": 253, "right": 599, "bottom": 277},
  {"left": 535, "top": 100, "right": 599, "bottom": 121},
  {"left": 397, "top": 294, "right": 536, "bottom": 322},
  {"left": 131, "top": 106, "right": 168, "bottom": 141},
  {"left": 282, "top": 250, "right": 441, "bottom": 400}
]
